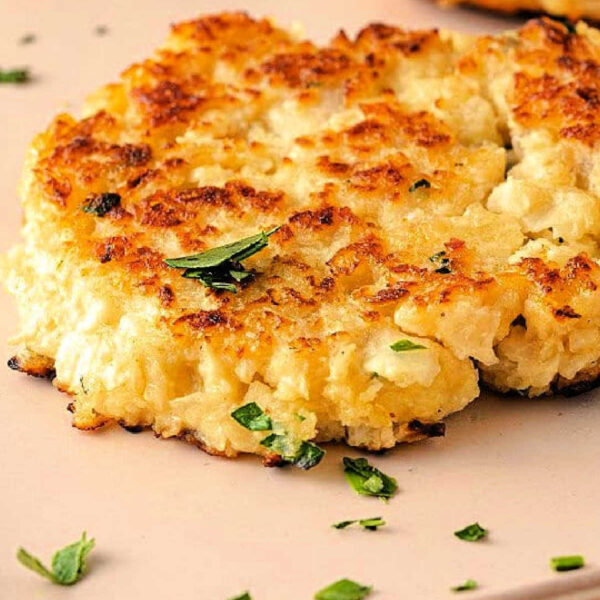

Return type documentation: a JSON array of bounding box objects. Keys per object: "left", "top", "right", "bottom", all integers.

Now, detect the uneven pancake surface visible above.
[{"left": 5, "top": 14, "right": 600, "bottom": 463}]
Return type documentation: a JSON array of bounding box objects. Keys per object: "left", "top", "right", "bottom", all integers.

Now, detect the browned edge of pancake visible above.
[{"left": 11, "top": 346, "right": 597, "bottom": 461}]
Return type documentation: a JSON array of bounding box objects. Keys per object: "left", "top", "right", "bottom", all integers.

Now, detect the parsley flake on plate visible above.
[
  {"left": 231, "top": 402, "right": 272, "bottom": 431},
  {"left": 17, "top": 532, "right": 95, "bottom": 585},
  {"left": 314, "top": 578, "right": 372, "bottom": 600},
  {"left": 452, "top": 579, "right": 478, "bottom": 592},
  {"left": 0, "top": 68, "right": 30, "bottom": 83},
  {"left": 454, "top": 523, "right": 488, "bottom": 542},
  {"left": 343, "top": 457, "right": 397, "bottom": 500},
  {"left": 228, "top": 593, "right": 252, "bottom": 600},
  {"left": 551, "top": 555, "right": 585, "bottom": 572},
  {"left": 332, "top": 517, "right": 385, "bottom": 531}
]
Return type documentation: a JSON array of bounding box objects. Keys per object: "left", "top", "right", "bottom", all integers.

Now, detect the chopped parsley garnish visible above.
[
  {"left": 17, "top": 532, "right": 95, "bottom": 585},
  {"left": 429, "top": 250, "right": 452, "bottom": 274},
  {"left": 343, "top": 457, "right": 397, "bottom": 499},
  {"left": 295, "top": 442, "right": 325, "bottom": 469},
  {"left": 409, "top": 178, "right": 431, "bottom": 192},
  {"left": 454, "top": 523, "right": 488, "bottom": 542},
  {"left": 332, "top": 520, "right": 355, "bottom": 530},
  {"left": 0, "top": 68, "right": 30, "bottom": 83},
  {"left": 232, "top": 405, "right": 324, "bottom": 469},
  {"left": 19, "top": 33, "right": 36, "bottom": 45},
  {"left": 181, "top": 269, "right": 240, "bottom": 293},
  {"left": 551, "top": 555, "right": 585, "bottom": 572},
  {"left": 452, "top": 579, "right": 478, "bottom": 592},
  {"left": 295, "top": 413, "right": 306, "bottom": 422},
  {"left": 314, "top": 578, "right": 372, "bottom": 600},
  {"left": 390, "top": 339, "right": 426, "bottom": 352},
  {"left": 228, "top": 593, "right": 252, "bottom": 600},
  {"left": 230, "top": 269, "right": 252, "bottom": 282},
  {"left": 332, "top": 517, "right": 385, "bottom": 531},
  {"left": 165, "top": 227, "right": 279, "bottom": 293},
  {"left": 165, "top": 228, "right": 279, "bottom": 269},
  {"left": 231, "top": 402, "right": 272, "bottom": 431},
  {"left": 261, "top": 434, "right": 325, "bottom": 470},
  {"left": 356, "top": 517, "right": 385, "bottom": 530},
  {"left": 82, "top": 192, "right": 121, "bottom": 217}
]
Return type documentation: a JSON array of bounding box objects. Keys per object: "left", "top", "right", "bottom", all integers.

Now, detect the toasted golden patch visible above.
[{"left": 4, "top": 13, "right": 600, "bottom": 464}]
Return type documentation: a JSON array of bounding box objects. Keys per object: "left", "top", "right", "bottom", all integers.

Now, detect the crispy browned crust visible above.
[
  {"left": 174, "top": 430, "right": 237, "bottom": 458},
  {"left": 407, "top": 419, "right": 446, "bottom": 438},
  {"left": 65, "top": 400, "right": 114, "bottom": 430},
  {"left": 551, "top": 361, "right": 600, "bottom": 396},
  {"left": 9, "top": 346, "right": 599, "bottom": 465},
  {"left": 8, "top": 352, "right": 55, "bottom": 380},
  {"left": 71, "top": 416, "right": 113, "bottom": 431},
  {"left": 119, "top": 422, "right": 146, "bottom": 434},
  {"left": 261, "top": 453, "right": 288, "bottom": 467},
  {"left": 7, "top": 347, "right": 453, "bottom": 451},
  {"left": 441, "top": 0, "right": 545, "bottom": 15},
  {"left": 482, "top": 360, "right": 600, "bottom": 398},
  {"left": 440, "top": 0, "right": 599, "bottom": 19},
  {"left": 20, "top": 13, "right": 599, "bottom": 346}
]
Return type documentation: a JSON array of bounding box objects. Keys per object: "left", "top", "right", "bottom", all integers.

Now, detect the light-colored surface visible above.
[{"left": 1, "top": 2, "right": 599, "bottom": 599}]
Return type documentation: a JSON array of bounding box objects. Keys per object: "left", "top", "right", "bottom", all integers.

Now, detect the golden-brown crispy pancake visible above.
[{"left": 4, "top": 14, "right": 600, "bottom": 462}]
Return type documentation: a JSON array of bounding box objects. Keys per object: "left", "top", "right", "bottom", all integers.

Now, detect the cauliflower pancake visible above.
[
  {"left": 5, "top": 14, "right": 600, "bottom": 463},
  {"left": 440, "top": 0, "right": 600, "bottom": 20}
]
